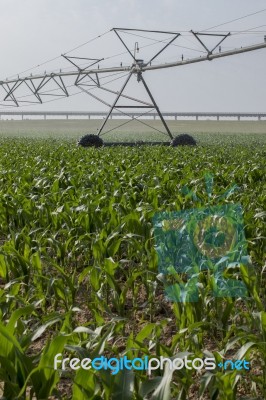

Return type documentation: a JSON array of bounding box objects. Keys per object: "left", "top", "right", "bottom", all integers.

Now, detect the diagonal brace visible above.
[
  {"left": 139, "top": 74, "right": 173, "bottom": 139},
  {"left": 97, "top": 71, "right": 133, "bottom": 136}
]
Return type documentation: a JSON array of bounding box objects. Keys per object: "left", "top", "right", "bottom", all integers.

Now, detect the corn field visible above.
[{"left": 0, "top": 138, "right": 265, "bottom": 399}]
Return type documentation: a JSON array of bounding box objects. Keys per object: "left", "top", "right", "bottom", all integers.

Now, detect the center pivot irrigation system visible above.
[{"left": 0, "top": 27, "right": 266, "bottom": 146}]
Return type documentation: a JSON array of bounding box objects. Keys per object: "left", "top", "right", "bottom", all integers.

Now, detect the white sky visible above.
[{"left": 0, "top": 0, "right": 265, "bottom": 112}]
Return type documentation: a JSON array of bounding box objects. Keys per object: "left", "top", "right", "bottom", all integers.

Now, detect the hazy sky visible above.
[{"left": 0, "top": 0, "right": 265, "bottom": 112}]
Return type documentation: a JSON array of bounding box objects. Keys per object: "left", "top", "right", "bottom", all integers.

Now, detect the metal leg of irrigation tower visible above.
[
  {"left": 97, "top": 71, "right": 133, "bottom": 136},
  {"left": 97, "top": 69, "right": 173, "bottom": 140},
  {"left": 139, "top": 74, "right": 173, "bottom": 140}
]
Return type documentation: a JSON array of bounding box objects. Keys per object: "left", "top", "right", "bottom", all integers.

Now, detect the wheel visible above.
[{"left": 77, "top": 134, "right": 104, "bottom": 148}]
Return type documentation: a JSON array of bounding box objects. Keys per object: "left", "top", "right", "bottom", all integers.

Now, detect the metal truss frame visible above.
[
  {"left": 190, "top": 30, "right": 231, "bottom": 57},
  {"left": 92, "top": 28, "right": 181, "bottom": 139},
  {"left": 0, "top": 27, "right": 266, "bottom": 140},
  {"left": 112, "top": 28, "right": 180, "bottom": 65}
]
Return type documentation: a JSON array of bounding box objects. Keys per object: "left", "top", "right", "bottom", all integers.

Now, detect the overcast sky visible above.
[{"left": 0, "top": 0, "right": 265, "bottom": 112}]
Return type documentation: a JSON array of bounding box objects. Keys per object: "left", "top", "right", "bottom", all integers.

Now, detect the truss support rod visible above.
[
  {"left": 191, "top": 30, "right": 231, "bottom": 55},
  {"left": 97, "top": 71, "right": 133, "bottom": 136},
  {"left": 210, "top": 32, "right": 231, "bottom": 53},
  {"left": 113, "top": 30, "right": 136, "bottom": 61},
  {"left": 97, "top": 85, "right": 154, "bottom": 106},
  {"left": 139, "top": 74, "right": 173, "bottom": 140},
  {"left": 3, "top": 80, "right": 25, "bottom": 102},
  {"left": 62, "top": 55, "right": 104, "bottom": 71},
  {"left": 24, "top": 80, "right": 42, "bottom": 103},
  {"left": 112, "top": 28, "right": 180, "bottom": 35},
  {"left": 2, "top": 84, "right": 19, "bottom": 106},
  {"left": 78, "top": 83, "right": 153, "bottom": 106},
  {"left": 113, "top": 105, "right": 153, "bottom": 108},
  {"left": 148, "top": 33, "right": 180, "bottom": 64},
  {"left": 191, "top": 31, "right": 212, "bottom": 54},
  {"left": 78, "top": 86, "right": 112, "bottom": 108},
  {"left": 76, "top": 72, "right": 100, "bottom": 86},
  {"left": 79, "top": 87, "right": 162, "bottom": 136}
]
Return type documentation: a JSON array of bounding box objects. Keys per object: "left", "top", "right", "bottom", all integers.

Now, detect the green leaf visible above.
[
  {"left": 113, "top": 369, "right": 134, "bottom": 400},
  {"left": 150, "top": 363, "right": 174, "bottom": 400},
  {"left": 234, "top": 342, "right": 255, "bottom": 360},
  {"left": 135, "top": 323, "right": 155, "bottom": 343},
  {"left": 31, "top": 316, "right": 62, "bottom": 342},
  {"left": 7, "top": 305, "right": 35, "bottom": 334},
  {"left": 139, "top": 377, "right": 162, "bottom": 398}
]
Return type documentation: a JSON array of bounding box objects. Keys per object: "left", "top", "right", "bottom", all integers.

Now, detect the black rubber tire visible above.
[
  {"left": 171, "top": 134, "right": 197, "bottom": 147},
  {"left": 78, "top": 134, "right": 104, "bottom": 148}
]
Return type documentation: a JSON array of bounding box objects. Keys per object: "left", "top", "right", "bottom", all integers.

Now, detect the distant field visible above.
[{"left": 0, "top": 119, "right": 266, "bottom": 144}]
